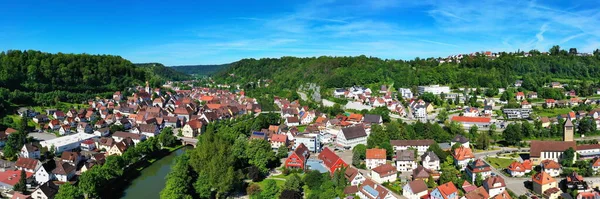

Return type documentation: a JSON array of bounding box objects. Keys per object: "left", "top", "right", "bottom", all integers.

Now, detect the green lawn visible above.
[
  {"left": 297, "top": 125, "right": 307, "bottom": 132},
  {"left": 485, "top": 157, "right": 514, "bottom": 169},
  {"left": 383, "top": 181, "right": 403, "bottom": 194},
  {"left": 257, "top": 179, "right": 285, "bottom": 189},
  {"left": 535, "top": 107, "right": 573, "bottom": 117}
]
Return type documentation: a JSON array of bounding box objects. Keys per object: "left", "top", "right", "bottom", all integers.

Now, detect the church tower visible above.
[{"left": 564, "top": 118, "right": 574, "bottom": 142}]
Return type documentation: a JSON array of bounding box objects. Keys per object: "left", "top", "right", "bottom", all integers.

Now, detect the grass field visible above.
[
  {"left": 485, "top": 157, "right": 514, "bottom": 169},
  {"left": 534, "top": 107, "right": 573, "bottom": 117}
]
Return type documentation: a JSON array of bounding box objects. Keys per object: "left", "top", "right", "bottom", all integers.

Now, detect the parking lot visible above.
[{"left": 29, "top": 132, "right": 57, "bottom": 141}]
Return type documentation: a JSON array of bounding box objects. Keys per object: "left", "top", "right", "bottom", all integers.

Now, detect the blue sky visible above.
[{"left": 1, "top": 0, "right": 599, "bottom": 65}]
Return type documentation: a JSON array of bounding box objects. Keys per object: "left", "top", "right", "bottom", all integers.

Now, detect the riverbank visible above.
[{"left": 100, "top": 145, "right": 187, "bottom": 199}]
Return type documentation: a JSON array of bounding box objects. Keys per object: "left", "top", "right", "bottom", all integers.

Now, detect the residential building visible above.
[
  {"left": 35, "top": 166, "right": 50, "bottom": 184},
  {"left": 365, "top": 148, "right": 386, "bottom": 169},
  {"left": 390, "top": 139, "right": 435, "bottom": 155},
  {"left": 336, "top": 125, "right": 367, "bottom": 149},
  {"left": 345, "top": 167, "right": 365, "bottom": 186},
  {"left": 285, "top": 116, "right": 300, "bottom": 127},
  {"left": 15, "top": 157, "right": 42, "bottom": 173},
  {"left": 182, "top": 119, "right": 202, "bottom": 138},
  {"left": 364, "top": 114, "right": 383, "bottom": 125},
  {"left": 0, "top": 169, "right": 33, "bottom": 190},
  {"left": 541, "top": 160, "right": 562, "bottom": 177},
  {"left": 507, "top": 161, "right": 527, "bottom": 177},
  {"left": 371, "top": 163, "right": 397, "bottom": 184},
  {"left": 395, "top": 150, "right": 417, "bottom": 172},
  {"left": 532, "top": 172, "right": 557, "bottom": 195},
  {"left": 52, "top": 161, "right": 76, "bottom": 182},
  {"left": 112, "top": 131, "right": 145, "bottom": 144},
  {"left": 464, "top": 187, "right": 489, "bottom": 199},
  {"left": 270, "top": 134, "right": 288, "bottom": 150},
  {"left": 502, "top": 108, "right": 532, "bottom": 119},
  {"left": 20, "top": 144, "right": 40, "bottom": 159},
  {"left": 418, "top": 85, "right": 450, "bottom": 95},
  {"left": 357, "top": 179, "right": 395, "bottom": 199},
  {"left": 31, "top": 182, "right": 59, "bottom": 199},
  {"left": 421, "top": 151, "right": 440, "bottom": 171},
  {"left": 430, "top": 182, "right": 458, "bottom": 199},
  {"left": 453, "top": 146, "right": 474, "bottom": 170},
  {"left": 399, "top": 88, "right": 413, "bottom": 99},
  {"left": 403, "top": 180, "right": 428, "bottom": 199},
  {"left": 566, "top": 171, "right": 587, "bottom": 191},
  {"left": 465, "top": 159, "right": 492, "bottom": 183},
  {"left": 483, "top": 175, "right": 506, "bottom": 198},
  {"left": 294, "top": 133, "right": 320, "bottom": 152},
  {"left": 285, "top": 143, "right": 310, "bottom": 170},
  {"left": 413, "top": 165, "right": 440, "bottom": 181},
  {"left": 592, "top": 158, "right": 600, "bottom": 173},
  {"left": 576, "top": 192, "right": 600, "bottom": 199},
  {"left": 318, "top": 147, "right": 348, "bottom": 174},
  {"left": 450, "top": 134, "right": 470, "bottom": 148},
  {"left": 60, "top": 151, "right": 81, "bottom": 166}
]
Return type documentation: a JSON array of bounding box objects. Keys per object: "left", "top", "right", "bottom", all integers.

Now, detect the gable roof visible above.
[
  {"left": 421, "top": 151, "right": 440, "bottom": 162},
  {"left": 541, "top": 159, "right": 561, "bottom": 169},
  {"left": 113, "top": 131, "right": 143, "bottom": 140},
  {"left": 436, "top": 182, "right": 458, "bottom": 199},
  {"left": 36, "top": 182, "right": 59, "bottom": 198},
  {"left": 344, "top": 167, "right": 361, "bottom": 181},
  {"left": 452, "top": 134, "right": 470, "bottom": 144},
  {"left": 60, "top": 151, "right": 80, "bottom": 162},
  {"left": 318, "top": 147, "right": 343, "bottom": 169},
  {"left": 341, "top": 125, "right": 367, "bottom": 140},
  {"left": 372, "top": 163, "right": 397, "bottom": 176},
  {"left": 532, "top": 172, "right": 556, "bottom": 185},
  {"left": 366, "top": 148, "right": 386, "bottom": 160},
  {"left": 453, "top": 146, "right": 474, "bottom": 161},
  {"left": 15, "top": 158, "right": 39, "bottom": 170},
  {"left": 451, "top": 116, "right": 491, "bottom": 123},
  {"left": 464, "top": 186, "right": 489, "bottom": 199},
  {"left": 186, "top": 119, "right": 203, "bottom": 129},
  {"left": 467, "top": 159, "right": 491, "bottom": 173},
  {"left": 484, "top": 175, "right": 506, "bottom": 188},
  {"left": 396, "top": 150, "right": 415, "bottom": 161},
  {"left": 270, "top": 134, "right": 287, "bottom": 143},
  {"left": 407, "top": 180, "right": 428, "bottom": 194},
  {"left": 507, "top": 161, "right": 525, "bottom": 172},
  {"left": 359, "top": 178, "right": 390, "bottom": 199},
  {"left": 530, "top": 141, "right": 576, "bottom": 158},
  {"left": 363, "top": 114, "right": 382, "bottom": 124},
  {"left": 52, "top": 161, "right": 76, "bottom": 175}
]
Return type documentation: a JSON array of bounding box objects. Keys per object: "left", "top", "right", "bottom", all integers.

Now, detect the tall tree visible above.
[{"left": 55, "top": 183, "right": 82, "bottom": 199}]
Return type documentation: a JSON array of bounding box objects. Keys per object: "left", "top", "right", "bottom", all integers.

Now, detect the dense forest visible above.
[
  {"left": 134, "top": 63, "right": 191, "bottom": 81},
  {"left": 0, "top": 50, "right": 178, "bottom": 111},
  {"left": 215, "top": 46, "right": 600, "bottom": 91},
  {"left": 170, "top": 64, "right": 230, "bottom": 76}
]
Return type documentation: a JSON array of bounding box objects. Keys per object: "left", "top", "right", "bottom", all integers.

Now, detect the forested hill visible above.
[
  {"left": 216, "top": 50, "right": 600, "bottom": 90},
  {"left": 170, "top": 64, "right": 230, "bottom": 76},
  {"left": 0, "top": 50, "right": 163, "bottom": 108},
  {"left": 134, "top": 63, "right": 191, "bottom": 81}
]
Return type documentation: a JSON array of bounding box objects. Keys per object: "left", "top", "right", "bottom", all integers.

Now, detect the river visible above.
[{"left": 120, "top": 147, "right": 190, "bottom": 199}]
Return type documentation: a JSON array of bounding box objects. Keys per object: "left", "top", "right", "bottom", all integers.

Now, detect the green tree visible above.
[
  {"left": 475, "top": 131, "right": 490, "bottom": 150},
  {"left": 247, "top": 183, "right": 262, "bottom": 197},
  {"left": 283, "top": 174, "right": 303, "bottom": 192},
  {"left": 437, "top": 109, "right": 449, "bottom": 123},
  {"left": 13, "top": 169, "right": 27, "bottom": 193},
  {"left": 261, "top": 180, "right": 280, "bottom": 199},
  {"left": 303, "top": 170, "right": 323, "bottom": 190},
  {"left": 353, "top": 144, "right": 367, "bottom": 159},
  {"left": 276, "top": 145, "right": 288, "bottom": 159},
  {"left": 158, "top": 127, "right": 178, "bottom": 147},
  {"left": 503, "top": 123, "right": 523, "bottom": 146},
  {"left": 55, "top": 183, "right": 81, "bottom": 199},
  {"left": 474, "top": 173, "right": 483, "bottom": 186},
  {"left": 427, "top": 175, "right": 437, "bottom": 188},
  {"left": 246, "top": 139, "right": 277, "bottom": 173},
  {"left": 561, "top": 147, "right": 576, "bottom": 167},
  {"left": 428, "top": 143, "right": 448, "bottom": 162},
  {"left": 439, "top": 165, "right": 460, "bottom": 184}
]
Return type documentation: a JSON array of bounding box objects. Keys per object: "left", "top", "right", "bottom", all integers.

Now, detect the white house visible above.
[
  {"left": 15, "top": 157, "right": 42, "bottom": 173},
  {"left": 399, "top": 88, "right": 413, "bottom": 99},
  {"left": 358, "top": 179, "right": 395, "bottom": 199},
  {"left": 132, "top": 123, "right": 159, "bottom": 138},
  {"left": 421, "top": 151, "right": 440, "bottom": 171},
  {"left": 483, "top": 175, "right": 506, "bottom": 198},
  {"left": 336, "top": 125, "right": 367, "bottom": 149},
  {"left": 77, "top": 122, "right": 92, "bottom": 134},
  {"left": 395, "top": 150, "right": 417, "bottom": 172},
  {"left": 371, "top": 164, "right": 397, "bottom": 184},
  {"left": 294, "top": 134, "right": 320, "bottom": 153},
  {"left": 366, "top": 148, "right": 387, "bottom": 169},
  {"left": 34, "top": 166, "right": 50, "bottom": 184},
  {"left": 465, "top": 159, "right": 492, "bottom": 183},
  {"left": 20, "top": 143, "right": 40, "bottom": 159},
  {"left": 541, "top": 160, "right": 562, "bottom": 177},
  {"left": 52, "top": 162, "right": 76, "bottom": 182},
  {"left": 450, "top": 134, "right": 470, "bottom": 149},
  {"left": 285, "top": 116, "right": 300, "bottom": 127},
  {"left": 403, "top": 180, "right": 428, "bottom": 199},
  {"left": 270, "top": 134, "right": 288, "bottom": 150},
  {"left": 453, "top": 146, "right": 474, "bottom": 170},
  {"left": 345, "top": 167, "right": 365, "bottom": 186},
  {"left": 94, "top": 128, "right": 110, "bottom": 137},
  {"left": 182, "top": 119, "right": 202, "bottom": 138},
  {"left": 31, "top": 182, "right": 59, "bottom": 199},
  {"left": 391, "top": 140, "right": 434, "bottom": 155},
  {"left": 112, "top": 131, "right": 146, "bottom": 144}
]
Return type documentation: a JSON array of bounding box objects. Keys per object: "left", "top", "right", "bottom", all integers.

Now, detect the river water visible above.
[{"left": 120, "top": 147, "right": 190, "bottom": 199}]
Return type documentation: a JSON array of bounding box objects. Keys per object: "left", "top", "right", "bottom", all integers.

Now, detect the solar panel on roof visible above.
[
  {"left": 363, "top": 185, "right": 379, "bottom": 197},
  {"left": 252, "top": 132, "right": 265, "bottom": 136}
]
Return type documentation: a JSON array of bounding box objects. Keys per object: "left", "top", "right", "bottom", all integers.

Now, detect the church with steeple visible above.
[{"left": 564, "top": 118, "right": 574, "bottom": 142}]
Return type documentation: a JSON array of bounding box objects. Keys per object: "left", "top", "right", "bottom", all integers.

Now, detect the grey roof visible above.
[
  {"left": 37, "top": 182, "right": 59, "bottom": 198},
  {"left": 363, "top": 114, "right": 382, "bottom": 124},
  {"left": 341, "top": 125, "right": 367, "bottom": 140},
  {"left": 421, "top": 151, "right": 440, "bottom": 162},
  {"left": 395, "top": 150, "right": 415, "bottom": 161},
  {"left": 565, "top": 119, "right": 574, "bottom": 127},
  {"left": 451, "top": 134, "right": 470, "bottom": 144}
]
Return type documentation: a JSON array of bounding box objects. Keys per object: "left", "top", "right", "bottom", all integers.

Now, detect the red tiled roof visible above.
[
  {"left": 15, "top": 158, "right": 38, "bottom": 170},
  {"left": 451, "top": 116, "right": 491, "bottom": 123},
  {"left": 508, "top": 161, "right": 525, "bottom": 172},
  {"left": 366, "top": 148, "right": 386, "bottom": 160},
  {"left": 186, "top": 119, "right": 203, "bottom": 129},
  {"left": 453, "top": 146, "right": 474, "bottom": 161},
  {"left": 270, "top": 134, "right": 287, "bottom": 143},
  {"left": 0, "top": 170, "right": 33, "bottom": 186},
  {"left": 318, "top": 147, "right": 343, "bottom": 169},
  {"left": 437, "top": 182, "right": 458, "bottom": 199},
  {"left": 541, "top": 159, "right": 561, "bottom": 169},
  {"left": 532, "top": 172, "right": 555, "bottom": 185}
]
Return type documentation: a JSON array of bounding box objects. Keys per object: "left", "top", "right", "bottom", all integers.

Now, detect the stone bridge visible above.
[{"left": 178, "top": 137, "right": 198, "bottom": 148}]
